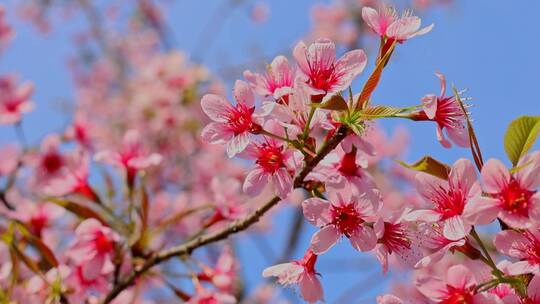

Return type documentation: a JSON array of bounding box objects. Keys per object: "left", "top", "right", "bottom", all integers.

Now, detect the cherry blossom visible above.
[
  {"left": 302, "top": 184, "right": 377, "bottom": 254},
  {"left": 263, "top": 249, "right": 323, "bottom": 303},
  {"left": 243, "top": 55, "right": 295, "bottom": 101},
  {"left": 464, "top": 153, "right": 540, "bottom": 229},
  {"left": 67, "top": 219, "right": 120, "bottom": 280},
  {"left": 201, "top": 80, "right": 269, "bottom": 157},
  {"left": 407, "top": 159, "right": 479, "bottom": 240},
  {"left": 293, "top": 38, "right": 367, "bottom": 99},
  {"left": 0, "top": 75, "right": 34, "bottom": 125}
]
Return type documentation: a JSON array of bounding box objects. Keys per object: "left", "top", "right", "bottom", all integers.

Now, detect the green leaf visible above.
[
  {"left": 359, "top": 105, "right": 404, "bottom": 118},
  {"left": 397, "top": 156, "right": 451, "bottom": 180},
  {"left": 316, "top": 94, "right": 349, "bottom": 111},
  {"left": 48, "top": 199, "right": 107, "bottom": 225},
  {"left": 504, "top": 116, "right": 540, "bottom": 166}
]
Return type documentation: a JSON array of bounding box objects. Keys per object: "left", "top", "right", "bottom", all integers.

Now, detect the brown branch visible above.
[{"left": 102, "top": 125, "right": 348, "bottom": 303}]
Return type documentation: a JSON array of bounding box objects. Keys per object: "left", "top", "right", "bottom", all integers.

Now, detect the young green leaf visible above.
[
  {"left": 504, "top": 116, "right": 540, "bottom": 166},
  {"left": 397, "top": 156, "right": 451, "bottom": 180}
]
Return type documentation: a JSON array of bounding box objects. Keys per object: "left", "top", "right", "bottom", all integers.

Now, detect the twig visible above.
[{"left": 102, "top": 126, "right": 349, "bottom": 303}]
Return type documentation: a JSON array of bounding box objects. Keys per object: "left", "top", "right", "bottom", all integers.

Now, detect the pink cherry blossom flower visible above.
[
  {"left": 309, "top": 145, "right": 380, "bottom": 204},
  {"left": 95, "top": 129, "right": 162, "bottom": 187},
  {"left": 242, "top": 137, "right": 298, "bottom": 199},
  {"left": 0, "top": 6, "right": 13, "bottom": 50},
  {"left": 243, "top": 55, "right": 295, "bottom": 101},
  {"left": 31, "top": 134, "right": 68, "bottom": 186},
  {"left": 188, "top": 287, "right": 236, "bottom": 304},
  {"left": 407, "top": 159, "right": 479, "bottom": 240},
  {"left": 464, "top": 153, "right": 540, "bottom": 229},
  {"left": 414, "top": 223, "right": 467, "bottom": 268},
  {"left": 362, "top": 5, "right": 433, "bottom": 43},
  {"left": 0, "top": 144, "right": 19, "bottom": 176},
  {"left": 270, "top": 80, "right": 333, "bottom": 139},
  {"left": 292, "top": 38, "right": 367, "bottom": 99},
  {"left": 0, "top": 75, "right": 34, "bottom": 125},
  {"left": 374, "top": 211, "right": 423, "bottom": 273},
  {"left": 494, "top": 227, "right": 540, "bottom": 275},
  {"left": 263, "top": 249, "right": 323, "bottom": 303},
  {"left": 198, "top": 246, "right": 237, "bottom": 292},
  {"left": 8, "top": 199, "right": 64, "bottom": 237},
  {"left": 420, "top": 72, "right": 470, "bottom": 148},
  {"left": 201, "top": 80, "right": 270, "bottom": 157},
  {"left": 416, "top": 264, "right": 497, "bottom": 303},
  {"left": 67, "top": 219, "right": 120, "bottom": 280},
  {"left": 302, "top": 184, "right": 377, "bottom": 254}
]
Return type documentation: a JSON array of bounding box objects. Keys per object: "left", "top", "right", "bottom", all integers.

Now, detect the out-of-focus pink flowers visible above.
[
  {"left": 302, "top": 184, "right": 377, "bottom": 254},
  {"left": 0, "top": 5, "right": 13, "bottom": 49},
  {"left": 67, "top": 219, "right": 120, "bottom": 280},
  {"left": 244, "top": 55, "right": 295, "bottom": 101},
  {"left": 464, "top": 153, "right": 540, "bottom": 229},
  {"left": 407, "top": 159, "right": 479, "bottom": 240},
  {"left": 198, "top": 247, "right": 237, "bottom": 292},
  {"left": 95, "top": 129, "right": 162, "bottom": 187},
  {"left": 293, "top": 38, "right": 367, "bottom": 100},
  {"left": 263, "top": 249, "right": 323, "bottom": 303},
  {"left": 0, "top": 75, "right": 34, "bottom": 125},
  {"left": 362, "top": 5, "right": 433, "bottom": 43},
  {"left": 0, "top": 144, "right": 19, "bottom": 176},
  {"left": 201, "top": 80, "right": 270, "bottom": 157},
  {"left": 9, "top": 199, "right": 64, "bottom": 237},
  {"left": 415, "top": 72, "right": 470, "bottom": 148}
]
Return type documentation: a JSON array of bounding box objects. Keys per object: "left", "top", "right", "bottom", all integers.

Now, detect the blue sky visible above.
[{"left": 2, "top": 0, "right": 540, "bottom": 302}]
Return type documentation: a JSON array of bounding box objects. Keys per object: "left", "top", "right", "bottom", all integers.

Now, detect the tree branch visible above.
[{"left": 102, "top": 125, "right": 348, "bottom": 303}]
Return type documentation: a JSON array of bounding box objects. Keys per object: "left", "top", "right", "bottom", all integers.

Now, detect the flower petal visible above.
[{"left": 310, "top": 225, "right": 340, "bottom": 254}]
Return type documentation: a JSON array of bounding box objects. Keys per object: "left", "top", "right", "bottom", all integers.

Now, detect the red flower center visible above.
[
  {"left": 30, "top": 213, "right": 47, "bottom": 236},
  {"left": 227, "top": 104, "right": 255, "bottom": 135},
  {"left": 41, "top": 152, "right": 64, "bottom": 174},
  {"left": 307, "top": 62, "right": 338, "bottom": 93},
  {"left": 434, "top": 97, "right": 465, "bottom": 130},
  {"left": 440, "top": 285, "right": 475, "bottom": 304},
  {"left": 380, "top": 222, "right": 411, "bottom": 254},
  {"left": 3, "top": 99, "right": 21, "bottom": 112},
  {"left": 338, "top": 150, "right": 359, "bottom": 177},
  {"left": 94, "top": 231, "right": 114, "bottom": 254},
  {"left": 432, "top": 187, "right": 466, "bottom": 220},
  {"left": 256, "top": 143, "right": 285, "bottom": 174},
  {"left": 498, "top": 177, "right": 535, "bottom": 216},
  {"left": 330, "top": 203, "right": 363, "bottom": 237}
]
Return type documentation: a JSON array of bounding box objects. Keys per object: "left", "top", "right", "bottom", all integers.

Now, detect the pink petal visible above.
[
  {"left": 292, "top": 41, "right": 310, "bottom": 76},
  {"left": 462, "top": 196, "right": 500, "bottom": 225},
  {"left": 528, "top": 274, "right": 540, "bottom": 298},
  {"left": 481, "top": 159, "right": 510, "bottom": 193},
  {"left": 272, "top": 167, "right": 293, "bottom": 199},
  {"left": 201, "top": 122, "right": 233, "bottom": 145},
  {"left": 436, "top": 125, "right": 452, "bottom": 148},
  {"left": 233, "top": 80, "right": 254, "bottom": 107},
  {"left": 361, "top": 7, "right": 384, "bottom": 36},
  {"left": 310, "top": 225, "right": 340, "bottom": 254},
  {"left": 442, "top": 216, "right": 469, "bottom": 241},
  {"left": 332, "top": 49, "right": 367, "bottom": 93},
  {"left": 449, "top": 158, "right": 477, "bottom": 194},
  {"left": 201, "top": 94, "right": 232, "bottom": 122},
  {"left": 415, "top": 276, "right": 447, "bottom": 301},
  {"left": 446, "top": 264, "right": 475, "bottom": 288},
  {"left": 82, "top": 254, "right": 104, "bottom": 280},
  {"left": 506, "top": 260, "right": 539, "bottom": 276},
  {"left": 376, "top": 294, "right": 404, "bottom": 304},
  {"left": 349, "top": 226, "right": 377, "bottom": 252},
  {"left": 404, "top": 209, "right": 441, "bottom": 222},
  {"left": 516, "top": 151, "right": 540, "bottom": 189},
  {"left": 414, "top": 171, "right": 448, "bottom": 202},
  {"left": 243, "top": 167, "right": 268, "bottom": 197},
  {"left": 435, "top": 72, "right": 446, "bottom": 97},
  {"left": 226, "top": 132, "right": 250, "bottom": 158},
  {"left": 446, "top": 125, "right": 470, "bottom": 148},
  {"left": 421, "top": 94, "right": 437, "bottom": 119},
  {"left": 299, "top": 273, "right": 324, "bottom": 303},
  {"left": 493, "top": 230, "right": 529, "bottom": 259},
  {"left": 302, "top": 198, "right": 331, "bottom": 227},
  {"left": 499, "top": 210, "right": 532, "bottom": 230}
]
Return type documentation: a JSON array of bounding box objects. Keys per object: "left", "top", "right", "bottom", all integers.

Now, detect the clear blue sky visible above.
[{"left": 1, "top": 0, "right": 539, "bottom": 302}]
